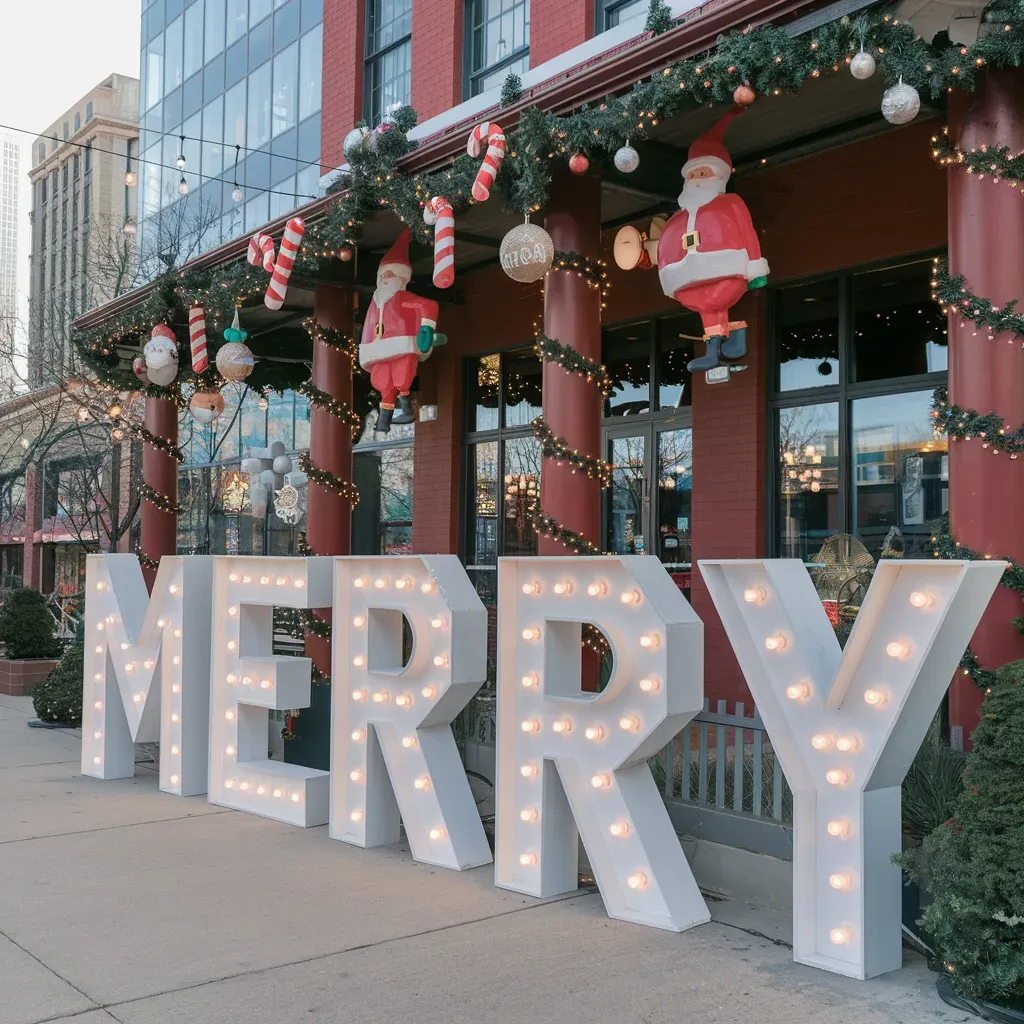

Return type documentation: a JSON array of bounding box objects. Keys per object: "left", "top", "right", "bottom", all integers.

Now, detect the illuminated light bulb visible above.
[
  {"left": 106, "top": 616, "right": 116, "bottom": 625},
  {"left": 95, "top": 646, "right": 103, "bottom": 653},
  {"left": 521, "top": 627, "right": 541, "bottom": 641},
  {"left": 226, "top": 674, "right": 237, "bottom": 684},
  {"left": 260, "top": 679, "right": 273, "bottom": 690},
  {"left": 143, "top": 659, "right": 154, "bottom": 670},
  {"left": 619, "top": 714, "right": 640, "bottom": 732},
  {"left": 520, "top": 762, "right": 539, "bottom": 778},
  {"left": 639, "top": 677, "right": 660, "bottom": 693},
  {"left": 126, "top": 663, "right": 136, "bottom": 673},
  {"left": 290, "top": 792, "right": 301, "bottom": 802},
  {"left": 224, "top": 779, "right": 236, "bottom": 789},
  {"left": 374, "top": 577, "right": 389, "bottom": 590},
  {"left": 352, "top": 689, "right": 368, "bottom": 701},
  {"left": 743, "top": 585, "right": 767, "bottom": 605},
  {"left": 93, "top": 672, "right": 102, "bottom": 682},
  {"left": 836, "top": 735, "right": 860, "bottom": 753},
  {"left": 420, "top": 581, "right": 435, "bottom": 594},
  {"left": 349, "top": 769, "right": 364, "bottom": 782},
  {"left": 553, "top": 579, "right": 573, "bottom": 596},
  {"left": 428, "top": 827, "right": 447, "bottom": 840},
  {"left": 132, "top": 692, "right": 144, "bottom": 704},
  {"left": 394, "top": 576, "right": 412, "bottom": 590},
  {"left": 396, "top": 693, "right": 413, "bottom": 707},
  {"left": 584, "top": 725, "right": 604, "bottom": 741},
  {"left": 401, "top": 735, "right": 418, "bottom": 749},
  {"left": 170, "top": 713, "right": 180, "bottom": 723},
  {"left": 826, "top": 768, "right": 851, "bottom": 786},
  {"left": 260, "top": 576, "right": 270, "bottom": 585},
  {"left": 626, "top": 872, "right": 648, "bottom": 890},
  {"left": 169, "top": 584, "right": 181, "bottom": 595},
  {"left": 228, "top": 573, "right": 238, "bottom": 582},
  {"left": 519, "top": 852, "right": 538, "bottom": 866},
  {"left": 372, "top": 690, "right": 390, "bottom": 704},
  {"left": 433, "top": 654, "right": 449, "bottom": 667},
  {"left": 97, "top": 623, "right": 104, "bottom": 632},
  {"left": 786, "top": 681, "right": 812, "bottom": 701},
  {"left": 351, "top": 729, "right": 366, "bottom": 742},
  {"left": 227, "top": 640, "right": 236, "bottom": 651},
  {"left": 430, "top": 616, "right": 446, "bottom": 629},
  {"left": 521, "top": 581, "right": 541, "bottom": 595},
  {"left": 93, "top": 730, "right": 103, "bottom": 740},
  {"left": 811, "top": 733, "right": 834, "bottom": 751},
  {"left": 421, "top": 685, "right": 437, "bottom": 699},
  {"left": 609, "top": 821, "right": 631, "bottom": 837},
  {"left": 909, "top": 590, "right": 934, "bottom": 609},
  {"left": 94, "top": 700, "right": 103, "bottom": 710},
  {"left": 170, "top": 745, "right": 180, "bottom": 755},
  {"left": 225, "top": 710, "right": 235, "bottom": 721},
  {"left": 242, "top": 575, "right": 251, "bottom": 584},
  {"left": 864, "top": 688, "right": 888, "bottom": 707},
  {"left": 639, "top": 632, "right": 661, "bottom": 649},
  {"left": 93, "top": 756, "right": 103, "bottom": 765},
  {"left": 353, "top": 654, "right": 366, "bottom": 667},
  {"left": 172, "top": 655, "right": 181, "bottom": 666},
  {"left": 353, "top": 576, "right": 368, "bottom": 589},
  {"left": 156, "top": 618, "right": 166, "bottom": 628},
  {"left": 591, "top": 773, "right": 612, "bottom": 789},
  {"left": 275, "top": 576, "right": 289, "bottom": 587},
  {"left": 225, "top": 745, "right": 236, "bottom": 756},
  {"left": 293, "top": 579, "right": 305, "bottom": 589},
  {"left": 353, "top": 615, "right": 366, "bottom": 628},
  {"left": 96, "top": 581, "right": 106, "bottom": 592},
  {"left": 521, "top": 672, "right": 539, "bottom": 688},
  {"left": 552, "top": 718, "right": 572, "bottom": 734},
  {"left": 174, "top": 629, "right": 181, "bottom": 638},
  {"left": 170, "top": 774, "right": 180, "bottom": 785},
  {"left": 521, "top": 718, "right": 541, "bottom": 733},
  {"left": 519, "top": 807, "right": 538, "bottom": 822},
  {"left": 414, "top": 776, "right": 431, "bottom": 790},
  {"left": 240, "top": 781, "right": 250, "bottom": 791},
  {"left": 829, "top": 873, "right": 852, "bottom": 890},
  {"left": 350, "top": 810, "right": 364, "bottom": 822},
  {"left": 228, "top": 606, "right": 238, "bottom": 616},
  {"left": 886, "top": 640, "right": 911, "bottom": 660},
  {"left": 171, "top": 683, "right": 181, "bottom": 694},
  {"left": 764, "top": 633, "right": 788, "bottom": 652},
  {"left": 830, "top": 927, "right": 851, "bottom": 945},
  {"left": 620, "top": 589, "right": 641, "bottom": 605},
  {"left": 256, "top": 785, "right": 266, "bottom": 795},
  {"left": 587, "top": 580, "right": 608, "bottom": 597},
  {"left": 120, "top": 642, "right": 130, "bottom": 651}
]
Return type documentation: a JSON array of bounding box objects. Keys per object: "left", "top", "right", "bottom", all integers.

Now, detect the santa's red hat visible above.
[
  {"left": 378, "top": 227, "right": 413, "bottom": 282},
  {"left": 681, "top": 105, "right": 746, "bottom": 182}
]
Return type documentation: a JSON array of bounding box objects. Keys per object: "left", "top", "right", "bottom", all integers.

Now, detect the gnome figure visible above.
[
  {"left": 656, "top": 106, "right": 769, "bottom": 372},
  {"left": 358, "top": 228, "right": 439, "bottom": 432}
]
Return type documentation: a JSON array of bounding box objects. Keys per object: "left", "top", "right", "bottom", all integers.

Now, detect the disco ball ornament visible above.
[
  {"left": 343, "top": 126, "right": 370, "bottom": 160},
  {"left": 216, "top": 341, "right": 255, "bottom": 382},
  {"left": 613, "top": 145, "right": 640, "bottom": 173},
  {"left": 190, "top": 388, "right": 225, "bottom": 424},
  {"left": 339, "top": 246, "right": 354, "bottom": 262},
  {"left": 881, "top": 78, "right": 920, "bottom": 125},
  {"left": 733, "top": 83, "right": 756, "bottom": 106},
  {"left": 499, "top": 221, "right": 554, "bottom": 283},
  {"left": 569, "top": 152, "right": 589, "bottom": 175},
  {"left": 850, "top": 49, "right": 876, "bottom": 80}
]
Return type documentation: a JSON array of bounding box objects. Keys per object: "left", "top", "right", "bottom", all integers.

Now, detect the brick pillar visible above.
[
  {"left": 140, "top": 396, "right": 179, "bottom": 591},
  {"left": 946, "top": 69, "right": 1024, "bottom": 740},
  {"left": 321, "top": 0, "right": 365, "bottom": 170},
  {"left": 22, "top": 463, "right": 42, "bottom": 589},
  {"left": 411, "top": 0, "right": 462, "bottom": 121},
  {"left": 530, "top": 0, "right": 595, "bottom": 68}
]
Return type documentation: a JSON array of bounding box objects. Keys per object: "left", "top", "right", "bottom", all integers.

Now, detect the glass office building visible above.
[{"left": 138, "top": 0, "right": 323, "bottom": 263}]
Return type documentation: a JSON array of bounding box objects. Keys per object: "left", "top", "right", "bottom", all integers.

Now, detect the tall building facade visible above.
[
  {"left": 27, "top": 74, "right": 139, "bottom": 387},
  {"left": 137, "top": 0, "right": 324, "bottom": 263},
  {"left": 0, "top": 134, "right": 19, "bottom": 396}
]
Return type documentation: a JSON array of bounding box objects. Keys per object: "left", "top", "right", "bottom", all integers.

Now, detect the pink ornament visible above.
[
  {"left": 569, "top": 153, "right": 590, "bottom": 175},
  {"left": 339, "top": 246, "right": 354, "bottom": 262},
  {"left": 733, "top": 83, "right": 756, "bottom": 106},
  {"left": 133, "top": 355, "right": 149, "bottom": 383}
]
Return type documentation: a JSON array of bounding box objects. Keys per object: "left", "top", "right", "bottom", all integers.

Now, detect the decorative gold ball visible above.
[
  {"left": 216, "top": 341, "right": 255, "bottom": 381},
  {"left": 500, "top": 223, "right": 554, "bottom": 283}
]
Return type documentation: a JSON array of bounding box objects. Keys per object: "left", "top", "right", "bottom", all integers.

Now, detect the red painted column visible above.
[
  {"left": 22, "top": 463, "right": 41, "bottom": 589},
  {"left": 140, "top": 396, "right": 179, "bottom": 591},
  {"left": 947, "top": 69, "right": 1024, "bottom": 739},
  {"left": 539, "top": 173, "right": 603, "bottom": 556}
]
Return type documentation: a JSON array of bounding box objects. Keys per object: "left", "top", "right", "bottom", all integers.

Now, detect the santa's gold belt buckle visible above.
[
  {"left": 682, "top": 230, "right": 700, "bottom": 251},
  {"left": 374, "top": 322, "right": 384, "bottom": 338}
]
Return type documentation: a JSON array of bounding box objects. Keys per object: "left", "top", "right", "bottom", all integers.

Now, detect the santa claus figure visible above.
[
  {"left": 359, "top": 228, "right": 439, "bottom": 432},
  {"left": 656, "top": 106, "right": 768, "bottom": 372}
]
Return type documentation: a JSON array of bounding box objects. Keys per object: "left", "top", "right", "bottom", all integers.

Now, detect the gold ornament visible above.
[
  {"left": 500, "top": 220, "right": 554, "bottom": 283},
  {"left": 216, "top": 341, "right": 255, "bottom": 381}
]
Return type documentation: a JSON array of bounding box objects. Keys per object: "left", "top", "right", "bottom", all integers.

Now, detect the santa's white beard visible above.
[
  {"left": 677, "top": 175, "right": 727, "bottom": 218},
  {"left": 373, "top": 277, "right": 405, "bottom": 308}
]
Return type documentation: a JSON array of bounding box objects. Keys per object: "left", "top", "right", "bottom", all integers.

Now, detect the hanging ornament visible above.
[
  {"left": 733, "top": 83, "right": 756, "bottom": 106},
  {"left": 132, "top": 355, "right": 149, "bottom": 384},
  {"left": 223, "top": 308, "right": 247, "bottom": 344},
  {"left": 569, "top": 152, "right": 590, "bottom": 175},
  {"left": 850, "top": 47, "right": 876, "bottom": 80},
  {"left": 613, "top": 144, "right": 640, "bottom": 174},
  {"left": 144, "top": 324, "right": 178, "bottom": 387},
  {"left": 190, "top": 387, "right": 225, "bottom": 423},
  {"left": 816, "top": 359, "right": 833, "bottom": 376},
  {"left": 188, "top": 306, "right": 209, "bottom": 373},
  {"left": 339, "top": 246, "right": 354, "bottom": 262},
  {"left": 247, "top": 231, "right": 276, "bottom": 272},
  {"left": 217, "top": 310, "right": 255, "bottom": 381},
  {"left": 273, "top": 483, "right": 303, "bottom": 524},
  {"left": 423, "top": 196, "right": 456, "bottom": 288},
  {"left": 499, "top": 218, "right": 554, "bottom": 283},
  {"left": 264, "top": 217, "right": 304, "bottom": 310},
  {"left": 343, "top": 126, "right": 370, "bottom": 160},
  {"left": 466, "top": 121, "right": 506, "bottom": 201},
  {"left": 881, "top": 78, "right": 920, "bottom": 125}
]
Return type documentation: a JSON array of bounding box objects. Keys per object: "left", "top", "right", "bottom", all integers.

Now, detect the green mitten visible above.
[
  {"left": 416, "top": 325, "right": 435, "bottom": 353},
  {"left": 747, "top": 276, "right": 768, "bottom": 291}
]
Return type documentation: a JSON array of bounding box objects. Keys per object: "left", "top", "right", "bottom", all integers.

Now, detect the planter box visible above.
[{"left": 0, "top": 658, "right": 60, "bottom": 696}]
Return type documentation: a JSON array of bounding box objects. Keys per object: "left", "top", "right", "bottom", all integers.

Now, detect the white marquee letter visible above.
[
  {"left": 82, "top": 555, "right": 213, "bottom": 796},
  {"left": 209, "top": 557, "right": 333, "bottom": 826},
  {"left": 700, "top": 558, "right": 1004, "bottom": 979},
  {"left": 331, "top": 556, "right": 491, "bottom": 869},
  {"left": 495, "top": 556, "right": 709, "bottom": 932}
]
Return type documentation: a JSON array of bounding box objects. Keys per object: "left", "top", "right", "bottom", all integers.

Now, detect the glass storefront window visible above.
[
  {"left": 468, "top": 354, "right": 500, "bottom": 432},
  {"left": 205, "top": 0, "right": 225, "bottom": 62},
  {"left": 604, "top": 322, "right": 650, "bottom": 416},
  {"left": 202, "top": 95, "right": 224, "bottom": 178},
  {"left": 502, "top": 349, "right": 541, "bottom": 428},
  {"left": 657, "top": 314, "right": 697, "bottom": 410},
  {"left": 503, "top": 437, "right": 540, "bottom": 557},
  {"left": 299, "top": 24, "right": 323, "bottom": 120},
  {"left": 352, "top": 445, "right": 414, "bottom": 556},
  {"left": 248, "top": 61, "right": 272, "bottom": 148},
  {"left": 656, "top": 428, "right": 692, "bottom": 569},
  {"left": 272, "top": 41, "right": 299, "bottom": 136},
  {"left": 184, "top": 0, "right": 204, "bottom": 80},
  {"left": 164, "top": 13, "right": 184, "bottom": 96},
  {"left": 226, "top": 0, "right": 248, "bottom": 43},
  {"left": 775, "top": 278, "right": 839, "bottom": 391},
  {"left": 608, "top": 434, "right": 645, "bottom": 554}
]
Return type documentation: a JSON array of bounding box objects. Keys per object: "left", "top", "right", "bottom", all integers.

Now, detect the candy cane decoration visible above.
[
  {"left": 466, "top": 122, "right": 505, "bottom": 202},
  {"left": 423, "top": 197, "right": 455, "bottom": 289},
  {"left": 247, "top": 231, "right": 276, "bottom": 273},
  {"left": 264, "top": 217, "right": 305, "bottom": 311},
  {"left": 188, "top": 307, "right": 209, "bottom": 373}
]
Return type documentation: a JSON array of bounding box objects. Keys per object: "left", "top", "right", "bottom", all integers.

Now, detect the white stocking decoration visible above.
[
  {"left": 495, "top": 556, "right": 709, "bottom": 932},
  {"left": 81, "top": 555, "right": 213, "bottom": 796},
  {"left": 700, "top": 558, "right": 1004, "bottom": 979},
  {"left": 331, "top": 556, "right": 491, "bottom": 870},
  {"left": 208, "top": 557, "right": 334, "bottom": 826}
]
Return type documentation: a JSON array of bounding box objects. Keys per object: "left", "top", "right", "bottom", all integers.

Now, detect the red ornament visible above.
[
  {"left": 339, "top": 246, "right": 354, "bottom": 262},
  {"left": 733, "top": 83, "right": 756, "bottom": 106},
  {"left": 569, "top": 152, "right": 590, "bottom": 175}
]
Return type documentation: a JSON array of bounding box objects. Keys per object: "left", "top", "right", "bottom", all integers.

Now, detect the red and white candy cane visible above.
[
  {"left": 247, "top": 231, "right": 276, "bottom": 272},
  {"left": 466, "top": 122, "right": 505, "bottom": 202},
  {"left": 264, "top": 217, "right": 305, "bottom": 311},
  {"left": 423, "top": 197, "right": 455, "bottom": 289},
  {"left": 188, "top": 307, "right": 209, "bottom": 373}
]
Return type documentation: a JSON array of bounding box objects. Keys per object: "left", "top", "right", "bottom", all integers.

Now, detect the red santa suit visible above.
[
  {"left": 657, "top": 106, "right": 768, "bottom": 339},
  {"left": 358, "top": 229, "right": 439, "bottom": 409}
]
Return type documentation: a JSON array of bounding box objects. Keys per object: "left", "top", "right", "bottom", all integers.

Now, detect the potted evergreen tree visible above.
[{"left": 0, "top": 588, "right": 62, "bottom": 696}]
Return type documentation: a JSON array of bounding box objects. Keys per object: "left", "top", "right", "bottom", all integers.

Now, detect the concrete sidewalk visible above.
[{"left": 0, "top": 692, "right": 959, "bottom": 1024}]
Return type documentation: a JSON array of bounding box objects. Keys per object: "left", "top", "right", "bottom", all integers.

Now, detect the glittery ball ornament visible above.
[
  {"left": 850, "top": 49, "right": 876, "bottom": 80},
  {"left": 339, "top": 246, "right": 354, "bottom": 262},
  {"left": 881, "top": 79, "right": 920, "bottom": 125},
  {"left": 499, "top": 221, "right": 554, "bottom": 283},
  {"left": 613, "top": 145, "right": 640, "bottom": 173},
  {"left": 733, "top": 83, "right": 756, "bottom": 106},
  {"left": 569, "top": 152, "right": 590, "bottom": 175},
  {"left": 343, "top": 127, "right": 370, "bottom": 160},
  {"left": 216, "top": 342, "right": 254, "bottom": 381}
]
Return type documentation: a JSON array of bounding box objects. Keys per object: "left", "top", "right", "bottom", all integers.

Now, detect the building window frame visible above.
[
  {"left": 363, "top": 0, "right": 412, "bottom": 127},
  {"left": 597, "top": 0, "right": 647, "bottom": 32},
  {"left": 463, "top": 0, "right": 530, "bottom": 99}
]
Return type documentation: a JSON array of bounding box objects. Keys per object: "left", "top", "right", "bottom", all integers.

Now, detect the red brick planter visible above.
[{"left": 0, "top": 658, "right": 60, "bottom": 696}]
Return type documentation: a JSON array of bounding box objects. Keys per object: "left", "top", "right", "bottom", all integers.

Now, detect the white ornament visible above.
[
  {"left": 216, "top": 341, "right": 255, "bottom": 381},
  {"left": 496, "top": 556, "right": 710, "bottom": 933},
  {"left": 850, "top": 49, "right": 876, "bottom": 80},
  {"left": 499, "top": 222, "right": 554, "bottom": 283},
  {"left": 701, "top": 557, "right": 1004, "bottom": 979},
  {"left": 144, "top": 336, "right": 176, "bottom": 371},
  {"left": 147, "top": 363, "right": 178, "bottom": 387},
  {"left": 273, "top": 483, "right": 302, "bottom": 524},
  {"left": 613, "top": 144, "right": 640, "bottom": 174},
  {"left": 343, "top": 126, "right": 369, "bottom": 160},
  {"left": 881, "top": 78, "right": 920, "bottom": 125},
  {"left": 272, "top": 454, "right": 293, "bottom": 476}
]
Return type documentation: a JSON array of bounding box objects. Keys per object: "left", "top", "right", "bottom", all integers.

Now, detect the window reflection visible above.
[
  {"left": 604, "top": 323, "right": 650, "bottom": 416},
  {"left": 469, "top": 440, "right": 499, "bottom": 566},
  {"left": 469, "top": 354, "right": 499, "bottom": 432},
  {"left": 657, "top": 315, "right": 697, "bottom": 410},
  {"left": 776, "top": 279, "right": 839, "bottom": 391},
  {"left": 503, "top": 437, "right": 540, "bottom": 557},
  {"left": 608, "top": 434, "right": 645, "bottom": 554},
  {"left": 352, "top": 445, "right": 414, "bottom": 556},
  {"left": 657, "top": 429, "right": 691, "bottom": 580},
  {"left": 503, "top": 350, "right": 542, "bottom": 428}
]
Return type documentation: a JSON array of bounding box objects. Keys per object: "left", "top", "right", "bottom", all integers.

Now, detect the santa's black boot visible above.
[
  {"left": 376, "top": 406, "right": 394, "bottom": 433},
  {"left": 687, "top": 336, "right": 725, "bottom": 372},
  {"left": 392, "top": 394, "right": 415, "bottom": 424},
  {"left": 721, "top": 325, "right": 747, "bottom": 360}
]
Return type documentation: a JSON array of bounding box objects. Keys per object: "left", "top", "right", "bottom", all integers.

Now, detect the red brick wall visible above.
[
  {"left": 321, "top": 0, "right": 365, "bottom": 172},
  {"left": 411, "top": 0, "right": 463, "bottom": 122},
  {"left": 530, "top": 0, "right": 595, "bottom": 68}
]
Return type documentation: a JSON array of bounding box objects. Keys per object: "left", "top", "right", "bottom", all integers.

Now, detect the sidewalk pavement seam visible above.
[
  {"left": 0, "top": 759, "right": 81, "bottom": 772},
  {"left": 0, "top": 809, "right": 234, "bottom": 847},
  {"left": 0, "top": 927, "right": 101, "bottom": 1022}
]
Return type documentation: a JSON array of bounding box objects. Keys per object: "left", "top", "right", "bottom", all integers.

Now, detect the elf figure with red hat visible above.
[
  {"left": 359, "top": 228, "right": 439, "bottom": 432},
  {"left": 656, "top": 105, "right": 769, "bottom": 372}
]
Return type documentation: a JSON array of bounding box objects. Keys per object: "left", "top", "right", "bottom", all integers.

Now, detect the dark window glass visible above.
[
  {"left": 245, "top": 148, "right": 271, "bottom": 191},
  {"left": 275, "top": 0, "right": 300, "bottom": 46},
  {"left": 270, "top": 127, "right": 297, "bottom": 183},
  {"left": 775, "top": 278, "right": 839, "bottom": 391},
  {"left": 72, "top": 155, "right": 80, "bottom": 179},
  {"left": 466, "top": 0, "right": 530, "bottom": 97},
  {"left": 503, "top": 437, "right": 540, "bottom": 556},
  {"left": 603, "top": 0, "right": 646, "bottom": 29},
  {"left": 249, "top": 15, "right": 273, "bottom": 67},
  {"left": 364, "top": 0, "right": 411, "bottom": 125},
  {"left": 469, "top": 440, "right": 498, "bottom": 566},
  {"left": 352, "top": 445, "right": 414, "bottom": 556},
  {"left": 603, "top": 322, "right": 650, "bottom": 416},
  {"left": 502, "top": 349, "right": 542, "bottom": 427},
  {"left": 852, "top": 261, "right": 947, "bottom": 381},
  {"left": 468, "top": 354, "right": 499, "bottom": 432},
  {"left": 62, "top": 121, "right": 69, "bottom": 140},
  {"left": 85, "top": 102, "right": 93, "bottom": 123},
  {"left": 657, "top": 313, "right": 697, "bottom": 410},
  {"left": 204, "top": 51, "right": 226, "bottom": 95},
  {"left": 74, "top": 112, "right": 81, "bottom": 132},
  {"left": 225, "top": 38, "right": 247, "bottom": 88},
  {"left": 656, "top": 428, "right": 692, "bottom": 570},
  {"left": 301, "top": 0, "right": 322, "bottom": 31},
  {"left": 163, "top": 87, "right": 183, "bottom": 130},
  {"left": 182, "top": 72, "right": 204, "bottom": 120},
  {"left": 297, "top": 113, "right": 320, "bottom": 163}
]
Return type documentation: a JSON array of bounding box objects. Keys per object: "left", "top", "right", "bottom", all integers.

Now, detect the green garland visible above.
[
  {"left": 302, "top": 319, "right": 360, "bottom": 362},
  {"left": 532, "top": 512, "right": 603, "bottom": 555},
  {"left": 932, "top": 387, "right": 1024, "bottom": 459},
  {"left": 532, "top": 416, "right": 612, "bottom": 483},
  {"left": 296, "top": 381, "right": 362, "bottom": 436},
  {"left": 535, "top": 334, "right": 613, "bottom": 396},
  {"left": 136, "top": 549, "right": 160, "bottom": 571},
  {"left": 297, "top": 452, "right": 360, "bottom": 505},
  {"left": 930, "top": 257, "right": 1024, "bottom": 341},
  {"left": 931, "top": 124, "right": 1024, "bottom": 190},
  {"left": 137, "top": 425, "right": 185, "bottom": 463},
  {"left": 139, "top": 482, "right": 183, "bottom": 516}
]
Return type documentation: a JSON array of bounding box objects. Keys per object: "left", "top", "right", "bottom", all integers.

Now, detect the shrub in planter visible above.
[
  {"left": 900, "top": 660, "right": 1024, "bottom": 1007},
  {"left": 31, "top": 642, "right": 83, "bottom": 725},
  {"left": 0, "top": 588, "right": 60, "bottom": 660}
]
